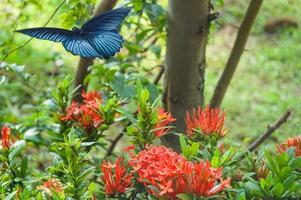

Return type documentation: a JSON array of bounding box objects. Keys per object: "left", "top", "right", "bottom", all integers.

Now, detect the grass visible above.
[{"left": 206, "top": 0, "right": 301, "bottom": 146}]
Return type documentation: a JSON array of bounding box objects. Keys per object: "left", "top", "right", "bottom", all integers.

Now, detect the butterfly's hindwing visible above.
[
  {"left": 87, "top": 31, "right": 123, "bottom": 59},
  {"left": 63, "top": 36, "right": 101, "bottom": 59}
]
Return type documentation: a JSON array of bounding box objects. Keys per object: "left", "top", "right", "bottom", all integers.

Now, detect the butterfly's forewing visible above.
[
  {"left": 81, "top": 7, "right": 131, "bottom": 32},
  {"left": 63, "top": 36, "right": 101, "bottom": 59},
  {"left": 15, "top": 28, "right": 74, "bottom": 42},
  {"left": 87, "top": 31, "right": 123, "bottom": 59}
]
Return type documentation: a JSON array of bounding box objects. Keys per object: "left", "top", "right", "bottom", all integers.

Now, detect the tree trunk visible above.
[
  {"left": 73, "top": 0, "right": 118, "bottom": 102},
  {"left": 162, "top": 0, "right": 210, "bottom": 151}
]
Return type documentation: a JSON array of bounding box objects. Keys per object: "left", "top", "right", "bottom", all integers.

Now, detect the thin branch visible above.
[
  {"left": 248, "top": 110, "right": 292, "bottom": 152},
  {"left": 210, "top": 0, "right": 263, "bottom": 107},
  {"left": 105, "top": 131, "right": 125, "bottom": 157},
  {"left": 140, "top": 36, "right": 158, "bottom": 53},
  {"left": 154, "top": 65, "right": 164, "bottom": 85},
  {"left": 0, "top": 0, "right": 66, "bottom": 65}
]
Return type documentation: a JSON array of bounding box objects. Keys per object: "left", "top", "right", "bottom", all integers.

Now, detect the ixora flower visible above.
[
  {"left": 276, "top": 135, "right": 301, "bottom": 157},
  {"left": 153, "top": 108, "right": 176, "bottom": 137},
  {"left": 129, "top": 146, "right": 230, "bottom": 199},
  {"left": 100, "top": 157, "right": 133, "bottom": 196},
  {"left": 0, "top": 126, "right": 15, "bottom": 149},
  {"left": 185, "top": 106, "right": 227, "bottom": 138},
  {"left": 37, "top": 178, "right": 64, "bottom": 195},
  {"left": 60, "top": 90, "right": 103, "bottom": 131}
]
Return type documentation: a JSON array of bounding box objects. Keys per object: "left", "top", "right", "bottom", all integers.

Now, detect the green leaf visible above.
[
  {"left": 211, "top": 148, "right": 220, "bottom": 167},
  {"left": 147, "top": 194, "right": 157, "bottom": 200},
  {"left": 289, "top": 156, "right": 301, "bottom": 169},
  {"left": 264, "top": 150, "right": 279, "bottom": 175},
  {"left": 179, "top": 135, "right": 188, "bottom": 154},
  {"left": 20, "top": 156, "right": 28, "bottom": 178},
  {"left": 283, "top": 174, "right": 297, "bottom": 189},
  {"left": 5, "top": 191, "right": 17, "bottom": 200},
  {"left": 145, "top": 83, "right": 158, "bottom": 103},
  {"left": 132, "top": 0, "right": 143, "bottom": 11},
  {"left": 80, "top": 142, "right": 97, "bottom": 147},
  {"left": 189, "top": 142, "right": 200, "bottom": 158},
  {"left": 260, "top": 179, "right": 266, "bottom": 190},
  {"left": 235, "top": 191, "right": 246, "bottom": 200},
  {"left": 78, "top": 166, "right": 95, "bottom": 180},
  {"left": 272, "top": 183, "right": 284, "bottom": 197},
  {"left": 265, "top": 171, "right": 273, "bottom": 187},
  {"left": 245, "top": 181, "right": 261, "bottom": 194},
  {"left": 141, "top": 89, "right": 150, "bottom": 103},
  {"left": 110, "top": 74, "right": 135, "bottom": 98},
  {"left": 116, "top": 108, "right": 137, "bottom": 123},
  {"left": 176, "top": 193, "right": 194, "bottom": 200},
  {"left": 24, "top": 127, "right": 42, "bottom": 143},
  {"left": 280, "top": 166, "right": 292, "bottom": 179},
  {"left": 8, "top": 140, "right": 26, "bottom": 161}
]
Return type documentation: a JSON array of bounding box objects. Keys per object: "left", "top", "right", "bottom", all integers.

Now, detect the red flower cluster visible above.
[
  {"left": 60, "top": 90, "right": 103, "bottom": 131},
  {"left": 129, "top": 146, "right": 230, "bottom": 199},
  {"left": 277, "top": 136, "right": 301, "bottom": 157},
  {"left": 38, "top": 178, "right": 64, "bottom": 195},
  {"left": 185, "top": 106, "right": 226, "bottom": 137},
  {"left": 1, "top": 126, "right": 15, "bottom": 149},
  {"left": 153, "top": 108, "right": 176, "bottom": 137},
  {"left": 101, "top": 157, "right": 133, "bottom": 196}
]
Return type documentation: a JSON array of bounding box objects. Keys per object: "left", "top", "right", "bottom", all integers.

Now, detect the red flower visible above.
[
  {"left": 178, "top": 161, "right": 231, "bottom": 197},
  {"left": 101, "top": 157, "right": 133, "bottom": 196},
  {"left": 185, "top": 106, "right": 226, "bottom": 137},
  {"left": 60, "top": 90, "right": 103, "bottom": 131},
  {"left": 129, "top": 146, "right": 230, "bottom": 199},
  {"left": 82, "top": 90, "right": 102, "bottom": 103},
  {"left": 38, "top": 179, "right": 64, "bottom": 195},
  {"left": 276, "top": 136, "right": 301, "bottom": 157},
  {"left": 1, "top": 126, "right": 15, "bottom": 149},
  {"left": 153, "top": 108, "right": 176, "bottom": 137}
]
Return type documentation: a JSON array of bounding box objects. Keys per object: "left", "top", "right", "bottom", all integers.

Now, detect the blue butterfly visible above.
[{"left": 15, "top": 7, "right": 131, "bottom": 59}]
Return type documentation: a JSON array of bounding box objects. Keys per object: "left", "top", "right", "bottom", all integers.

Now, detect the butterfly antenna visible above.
[{"left": 0, "top": 0, "right": 66, "bottom": 65}]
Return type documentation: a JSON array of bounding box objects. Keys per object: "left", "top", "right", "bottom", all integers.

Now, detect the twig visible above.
[
  {"left": 105, "top": 131, "right": 125, "bottom": 157},
  {"left": 0, "top": 0, "right": 66, "bottom": 65},
  {"left": 153, "top": 65, "right": 164, "bottom": 85},
  {"left": 140, "top": 36, "right": 158, "bottom": 53},
  {"left": 248, "top": 110, "right": 292, "bottom": 152},
  {"left": 210, "top": 0, "right": 263, "bottom": 107}
]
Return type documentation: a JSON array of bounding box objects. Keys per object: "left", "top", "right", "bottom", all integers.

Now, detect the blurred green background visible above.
[{"left": 0, "top": 0, "right": 300, "bottom": 146}]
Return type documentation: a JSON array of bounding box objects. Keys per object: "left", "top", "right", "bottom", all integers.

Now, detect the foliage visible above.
[
  {"left": 1, "top": 80, "right": 300, "bottom": 199},
  {"left": 0, "top": 0, "right": 300, "bottom": 199}
]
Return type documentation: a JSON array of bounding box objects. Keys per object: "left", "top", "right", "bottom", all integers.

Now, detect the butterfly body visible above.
[
  {"left": 71, "top": 27, "right": 87, "bottom": 36},
  {"left": 16, "top": 7, "right": 131, "bottom": 59}
]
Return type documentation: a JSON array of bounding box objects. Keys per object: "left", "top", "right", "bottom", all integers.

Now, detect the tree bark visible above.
[
  {"left": 73, "top": 0, "right": 118, "bottom": 102},
  {"left": 210, "top": 0, "right": 263, "bottom": 108},
  {"left": 162, "top": 0, "right": 210, "bottom": 151}
]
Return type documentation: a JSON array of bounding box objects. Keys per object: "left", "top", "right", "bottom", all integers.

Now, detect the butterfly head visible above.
[{"left": 72, "top": 27, "right": 86, "bottom": 35}]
